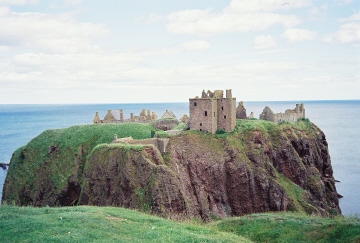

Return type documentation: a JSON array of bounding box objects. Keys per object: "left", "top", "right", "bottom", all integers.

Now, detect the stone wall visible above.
[
  {"left": 189, "top": 98, "right": 217, "bottom": 133},
  {"left": 127, "top": 138, "right": 170, "bottom": 153},
  {"left": 113, "top": 136, "right": 170, "bottom": 153},
  {"left": 189, "top": 89, "right": 236, "bottom": 134},
  {"left": 153, "top": 119, "right": 178, "bottom": 131},
  {"left": 236, "top": 101, "right": 247, "bottom": 119},
  {"left": 260, "top": 104, "right": 305, "bottom": 124},
  {"left": 94, "top": 109, "right": 158, "bottom": 124}
]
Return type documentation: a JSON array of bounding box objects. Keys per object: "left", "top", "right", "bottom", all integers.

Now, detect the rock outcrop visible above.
[{"left": 2, "top": 120, "right": 341, "bottom": 220}]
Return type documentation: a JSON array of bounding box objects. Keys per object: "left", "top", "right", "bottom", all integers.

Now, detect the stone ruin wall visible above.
[
  {"left": 189, "top": 89, "right": 236, "bottom": 134},
  {"left": 94, "top": 109, "right": 158, "bottom": 124},
  {"left": 260, "top": 104, "right": 305, "bottom": 124},
  {"left": 217, "top": 97, "right": 236, "bottom": 132},
  {"left": 115, "top": 137, "right": 170, "bottom": 153},
  {"left": 189, "top": 98, "right": 217, "bottom": 134}
]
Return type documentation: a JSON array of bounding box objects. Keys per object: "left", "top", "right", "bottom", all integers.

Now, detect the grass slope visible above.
[
  {"left": 5, "top": 123, "right": 158, "bottom": 204},
  {"left": 1, "top": 206, "right": 359, "bottom": 243},
  {"left": 0, "top": 205, "right": 250, "bottom": 243},
  {"left": 214, "top": 212, "right": 360, "bottom": 243}
]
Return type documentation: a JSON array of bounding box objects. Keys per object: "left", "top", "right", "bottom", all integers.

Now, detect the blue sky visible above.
[{"left": 0, "top": 0, "right": 359, "bottom": 104}]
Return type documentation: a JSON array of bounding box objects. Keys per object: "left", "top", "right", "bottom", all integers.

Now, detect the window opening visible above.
[
  {"left": 194, "top": 102, "right": 197, "bottom": 106},
  {"left": 204, "top": 111, "right": 208, "bottom": 116},
  {"left": 224, "top": 115, "right": 227, "bottom": 119}
]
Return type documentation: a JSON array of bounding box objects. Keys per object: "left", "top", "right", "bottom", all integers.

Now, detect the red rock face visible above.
[
  {"left": 3, "top": 122, "right": 341, "bottom": 220},
  {"left": 79, "top": 123, "right": 340, "bottom": 220}
]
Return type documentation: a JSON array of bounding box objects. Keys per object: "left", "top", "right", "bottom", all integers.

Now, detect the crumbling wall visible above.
[
  {"left": 189, "top": 89, "right": 236, "bottom": 134},
  {"left": 260, "top": 104, "right": 305, "bottom": 124},
  {"left": 236, "top": 101, "right": 247, "bottom": 119}
]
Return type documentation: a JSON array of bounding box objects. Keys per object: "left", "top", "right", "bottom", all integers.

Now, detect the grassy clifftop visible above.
[
  {"left": 3, "top": 123, "right": 157, "bottom": 205},
  {"left": 3, "top": 119, "right": 340, "bottom": 219}
]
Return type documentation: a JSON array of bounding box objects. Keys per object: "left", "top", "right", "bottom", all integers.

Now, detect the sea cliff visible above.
[{"left": 2, "top": 119, "right": 341, "bottom": 220}]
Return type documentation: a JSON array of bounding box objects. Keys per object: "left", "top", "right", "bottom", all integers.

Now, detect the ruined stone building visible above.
[
  {"left": 259, "top": 104, "right": 305, "bottom": 124},
  {"left": 236, "top": 101, "right": 247, "bottom": 119},
  {"left": 94, "top": 109, "right": 158, "bottom": 124},
  {"left": 161, "top": 110, "right": 177, "bottom": 119},
  {"left": 189, "top": 89, "right": 236, "bottom": 134}
]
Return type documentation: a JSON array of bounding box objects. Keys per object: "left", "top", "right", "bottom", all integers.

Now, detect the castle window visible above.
[
  {"left": 204, "top": 111, "right": 208, "bottom": 116},
  {"left": 224, "top": 115, "right": 227, "bottom": 119},
  {"left": 214, "top": 112, "right": 215, "bottom": 117},
  {"left": 200, "top": 123, "right": 202, "bottom": 126},
  {"left": 222, "top": 106, "right": 224, "bottom": 110},
  {"left": 194, "top": 102, "right": 197, "bottom": 106}
]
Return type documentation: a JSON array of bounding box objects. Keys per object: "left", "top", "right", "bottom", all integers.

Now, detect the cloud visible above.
[
  {"left": 0, "top": 7, "right": 110, "bottom": 53},
  {"left": 253, "top": 35, "right": 276, "bottom": 49},
  {"left": 63, "top": 0, "right": 83, "bottom": 6},
  {"left": 282, "top": 28, "right": 317, "bottom": 41},
  {"left": 225, "top": 0, "right": 311, "bottom": 13},
  {"left": 165, "top": 0, "right": 307, "bottom": 36},
  {"left": 325, "top": 11, "right": 360, "bottom": 44},
  {"left": 181, "top": 40, "right": 210, "bottom": 51},
  {"left": 167, "top": 11, "right": 300, "bottom": 36},
  {"left": 0, "top": 0, "right": 38, "bottom": 5}
]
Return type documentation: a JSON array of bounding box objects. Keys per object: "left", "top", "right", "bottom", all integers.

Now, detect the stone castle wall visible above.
[
  {"left": 189, "top": 89, "right": 236, "bottom": 134},
  {"left": 217, "top": 98, "right": 236, "bottom": 132},
  {"left": 116, "top": 137, "right": 170, "bottom": 153},
  {"left": 189, "top": 98, "right": 217, "bottom": 133},
  {"left": 260, "top": 104, "right": 305, "bottom": 124}
]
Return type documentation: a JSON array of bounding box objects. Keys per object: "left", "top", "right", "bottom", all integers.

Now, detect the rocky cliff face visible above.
[{"left": 2, "top": 120, "right": 341, "bottom": 220}]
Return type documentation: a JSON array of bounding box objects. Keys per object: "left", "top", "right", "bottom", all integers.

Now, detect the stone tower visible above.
[{"left": 189, "top": 89, "right": 236, "bottom": 134}]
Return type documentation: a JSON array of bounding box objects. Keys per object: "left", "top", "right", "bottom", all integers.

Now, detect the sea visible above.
[{"left": 0, "top": 101, "right": 359, "bottom": 216}]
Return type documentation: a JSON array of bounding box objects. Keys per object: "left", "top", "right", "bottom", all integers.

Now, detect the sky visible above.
[{"left": 0, "top": 0, "right": 359, "bottom": 104}]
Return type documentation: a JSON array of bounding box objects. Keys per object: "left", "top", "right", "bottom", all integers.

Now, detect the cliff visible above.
[{"left": 2, "top": 119, "right": 341, "bottom": 220}]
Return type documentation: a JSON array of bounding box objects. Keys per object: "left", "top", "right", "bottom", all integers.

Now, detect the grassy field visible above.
[
  {"left": 214, "top": 212, "right": 360, "bottom": 243},
  {"left": 1, "top": 205, "right": 360, "bottom": 243},
  {"left": 0, "top": 205, "right": 250, "bottom": 243}
]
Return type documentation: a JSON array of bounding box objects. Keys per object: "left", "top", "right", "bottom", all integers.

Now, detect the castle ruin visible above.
[
  {"left": 189, "top": 89, "right": 236, "bottom": 134},
  {"left": 94, "top": 109, "right": 158, "bottom": 124},
  {"left": 259, "top": 104, "right": 305, "bottom": 124}
]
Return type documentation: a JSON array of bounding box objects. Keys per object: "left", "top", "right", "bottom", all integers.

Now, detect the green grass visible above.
[
  {"left": 214, "top": 212, "right": 360, "bottom": 243},
  {"left": 0, "top": 205, "right": 250, "bottom": 243},
  {"left": 4, "top": 123, "right": 158, "bottom": 204},
  {"left": 172, "top": 122, "right": 188, "bottom": 131},
  {"left": 1, "top": 206, "right": 360, "bottom": 243}
]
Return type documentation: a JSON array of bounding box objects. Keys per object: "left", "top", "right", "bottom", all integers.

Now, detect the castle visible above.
[
  {"left": 259, "top": 104, "right": 305, "bottom": 124},
  {"left": 94, "top": 109, "right": 158, "bottom": 124},
  {"left": 189, "top": 89, "right": 236, "bottom": 134}
]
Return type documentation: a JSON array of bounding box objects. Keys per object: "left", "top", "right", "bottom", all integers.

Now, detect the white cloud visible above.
[
  {"left": 0, "top": 7, "right": 110, "bottom": 53},
  {"left": 282, "top": 28, "right": 317, "bottom": 41},
  {"left": 340, "top": 11, "right": 360, "bottom": 22},
  {"left": 167, "top": 10, "right": 300, "bottom": 36},
  {"left": 225, "top": 0, "right": 311, "bottom": 13},
  {"left": 63, "top": 0, "right": 83, "bottom": 6},
  {"left": 164, "top": 0, "right": 311, "bottom": 36},
  {"left": 181, "top": 40, "right": 210, "bottom": 51},
  {"left": 325, "top": 12, "right": 360, "bottom": 44},
  {"left": 0, "top": 0, "right": 38, "bottom": 5},
  {"left": 253, "top": 35, "right": 276, "bottom": 49}
]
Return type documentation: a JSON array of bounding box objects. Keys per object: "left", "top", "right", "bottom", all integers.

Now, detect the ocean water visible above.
[{"left": 0, "top": 101, "right": 359, "bottom": 216}]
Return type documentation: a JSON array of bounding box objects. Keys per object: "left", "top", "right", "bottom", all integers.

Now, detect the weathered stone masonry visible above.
[
  {"left": 189, "top": 89, "right": 236, "bottom": 134},
  {"left": 260, "top": 104, "right": 305, "bottom": 124}
]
